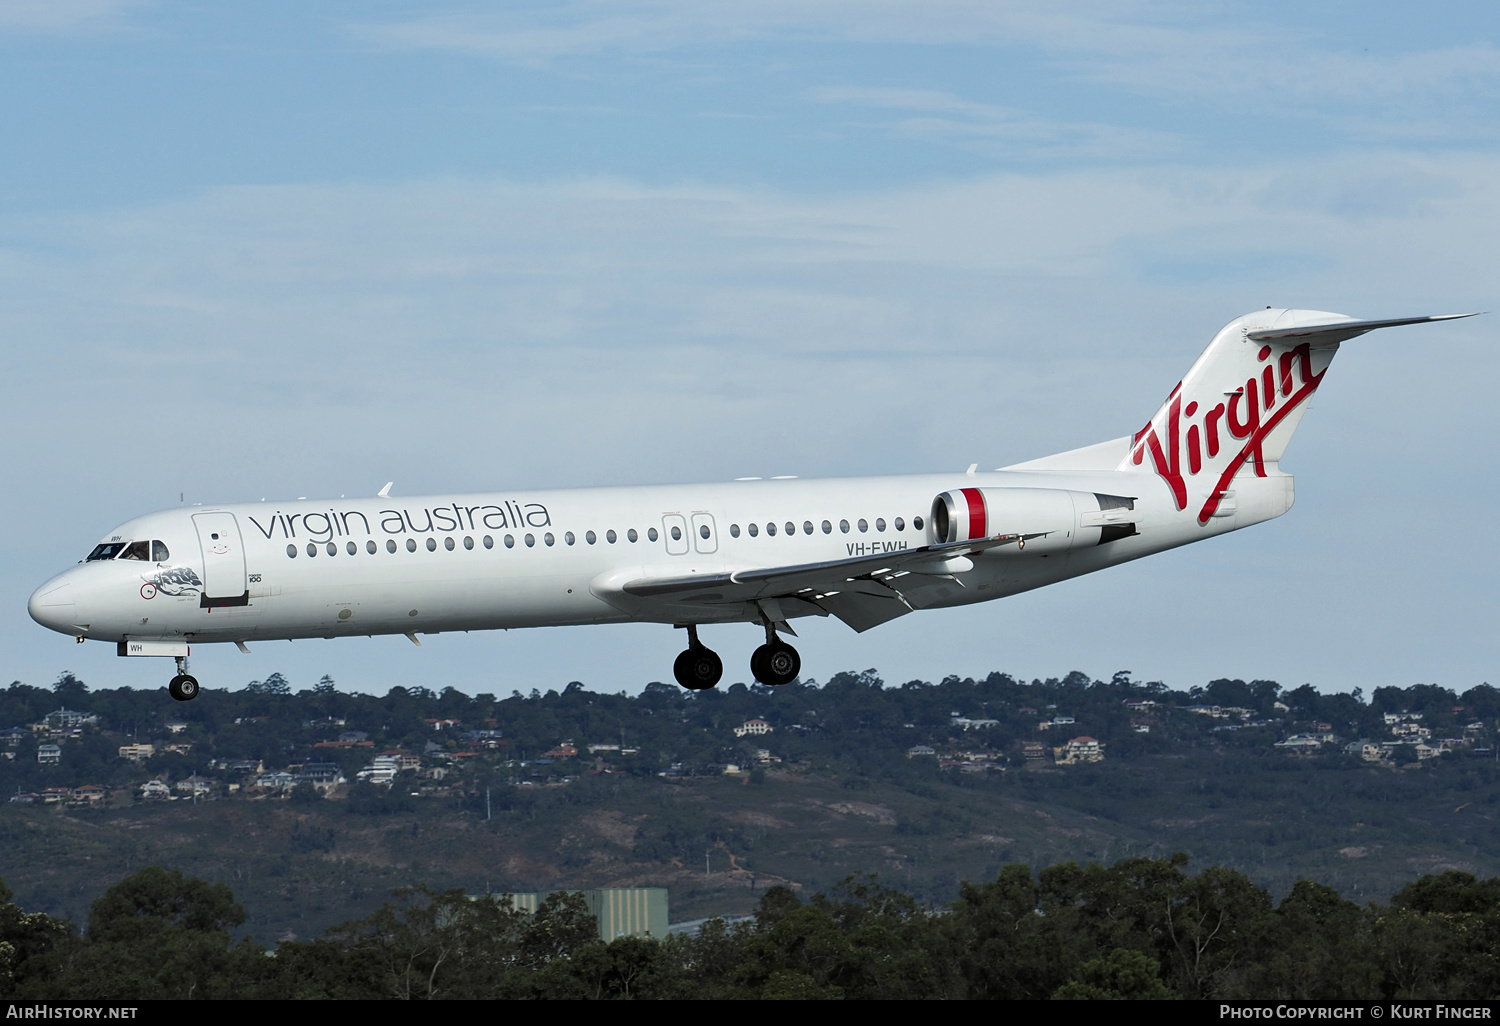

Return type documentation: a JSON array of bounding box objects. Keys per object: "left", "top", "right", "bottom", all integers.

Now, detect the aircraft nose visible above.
[{"left": 28, "top": 579, "right": 77, "bottom": 636}]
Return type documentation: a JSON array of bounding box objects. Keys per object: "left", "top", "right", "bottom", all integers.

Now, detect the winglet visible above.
[{"left": 378, "top": 482, "right": 393, "bottom": 498}]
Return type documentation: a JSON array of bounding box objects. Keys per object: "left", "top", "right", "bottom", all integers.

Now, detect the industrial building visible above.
[{"left": 494, "top": 887, "right": 669, "bottom": 941}]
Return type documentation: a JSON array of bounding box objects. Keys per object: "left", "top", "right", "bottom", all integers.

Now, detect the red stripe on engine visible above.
[{"left": 961, "top": 487, "right": 986, "bottom": 540}]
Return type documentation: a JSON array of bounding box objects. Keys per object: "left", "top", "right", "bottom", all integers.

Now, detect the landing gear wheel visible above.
[
  {"left": 752, "top": 642, "right": 800, "bottom": 686},
  {"left": 749, "top": 645, "right": 769, "bottom": 685},
  {"left": 673, "top": 647, "right": 723, "bottom": 690},
  {"left": 168, "top": 674, "right": 200, "bottom": 702}
]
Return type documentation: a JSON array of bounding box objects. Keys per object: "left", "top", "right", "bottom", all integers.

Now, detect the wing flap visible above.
[{"left": 602, "top": 534, "right": 1026, "bottom": 630}]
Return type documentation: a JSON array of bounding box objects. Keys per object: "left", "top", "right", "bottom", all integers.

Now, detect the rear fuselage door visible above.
[
  {"left": 192, "top": 512, "right": 248, "bottom": 605},
  {"left": 691, "top": 512, "right": 718, "bottom": 554},
  {"left": 662, "top": 514, "right": 690, "bottom": 555}
]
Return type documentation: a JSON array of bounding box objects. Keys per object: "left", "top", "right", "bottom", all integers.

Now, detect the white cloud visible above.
[
  {"left": 810, "top": 86, "right": 1181, "bottom": 161},
  {"left": 0, "top": 0, "right": 145, "bottom": 32}
]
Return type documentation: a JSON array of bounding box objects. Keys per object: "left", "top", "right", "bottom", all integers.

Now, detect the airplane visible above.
[{"left": 28, "top": 308, "right": 1473, "bottom": 701}]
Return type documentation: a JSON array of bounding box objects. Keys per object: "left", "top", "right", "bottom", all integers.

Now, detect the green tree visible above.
[
  {"left": 56, "top": 867, "right": 263, "bottom": 999},
  {"left": 1053, "top": 947, "right": 1177, "bottom": 999},
  {"left": 0, "top": 879, "right": 71, "bottom": 998}
]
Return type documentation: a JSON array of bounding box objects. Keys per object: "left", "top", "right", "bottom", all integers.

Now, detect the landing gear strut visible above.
[
  {"left": 672, "top": 625, "right": 723, "bottom": 690},
  {"left": 168, "top": 656, "right": 199, "bottom": 702},
  {"left": 751, "top": 621, "right": 800, "bottom": 687}
]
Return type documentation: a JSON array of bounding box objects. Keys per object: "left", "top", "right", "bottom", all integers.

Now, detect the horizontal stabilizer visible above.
[{"left": 1247, "top": 313, "right": 1476, "bottom": 345}]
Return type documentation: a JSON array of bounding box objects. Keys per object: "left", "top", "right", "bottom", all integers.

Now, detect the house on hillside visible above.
[
  {"left": 1345, "top": 741, "right": 1388, "bottom": 762},
  {"left": 174, "top": 775, "right": 215, "bottom": 797},
  {"left": 907, "top": 745, "right": 936, "bottom": 758},
  {"left": 139, "top": 779, "right": 170, "bottom": 800},
  {"left": 119, "top": 743, "right": 155, "bottom": 762},
  {"left": 1054, "top": 737, "right": 1105, "bottom": 765},
  {"left": 43, "top": 708, "right": 98, "bottom": 729},
  {"left": 1275, "top": 734, "right": 1326, "bottom": 750},
  {"left": 734, "top": 719, "right": 773, "bottom": 737},
  {"left": 36, "top": 744, "right": 60, "bottom": 765},
  {"left": 70, "top": 785, "right": 106, "bottom": 805}
]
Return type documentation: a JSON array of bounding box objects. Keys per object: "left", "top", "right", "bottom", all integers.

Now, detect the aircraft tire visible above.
[
  {"left": 749, "top": 646, "right": 769, "bottom": 685},
  {"left": 168, "top": 674, "right": 200, "bottom": 702},
  {"left": 754, "top": 642, "right": 799, "bottom": 686},
  {"left": 673, "top": 647, "right": 722, "bottom": 690}
]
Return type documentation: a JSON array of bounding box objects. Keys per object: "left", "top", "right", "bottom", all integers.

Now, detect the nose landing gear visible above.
[
  {"left": 672, "top": 625, "right": 723, "bottom": 690},
  {"left": 751, "top": 621, "right": 800, "bottom": 686},
  {"left": 168, "top": 655, "right": 200, "bottom": 702}
]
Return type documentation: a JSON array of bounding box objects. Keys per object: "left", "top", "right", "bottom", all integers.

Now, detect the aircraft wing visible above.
[{"left": 598, "top": 533, "right": 1036, "bottom": 633}]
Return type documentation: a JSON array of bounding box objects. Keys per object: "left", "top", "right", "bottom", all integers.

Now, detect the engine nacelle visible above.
[{"left": 930, "top": 487, "right": 1139, "bottom": 554}]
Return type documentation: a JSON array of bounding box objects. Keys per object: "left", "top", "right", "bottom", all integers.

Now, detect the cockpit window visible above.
[
  {"left": 119, "top": 541, "right": 151, "bottom": 561},
  {"left": 151, "top": 541, "right": 170, "bottom": 561},
  {"left": 86, "top": 542, "right": 127, "bottom": 561}
]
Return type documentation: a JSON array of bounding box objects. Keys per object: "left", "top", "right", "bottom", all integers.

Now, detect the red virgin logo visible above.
[{"left": 1129, "top": 341, "right": 1325, "bottom": 524}]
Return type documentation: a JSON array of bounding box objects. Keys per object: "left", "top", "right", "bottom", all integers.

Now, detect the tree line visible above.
[{"left": 3, "top": 856, "right": 1498, "bottom": 1000}]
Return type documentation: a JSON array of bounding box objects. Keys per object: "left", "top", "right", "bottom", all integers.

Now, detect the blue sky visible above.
[{"left": 2, "top": 1, "right": 1496, "bottom": 699}]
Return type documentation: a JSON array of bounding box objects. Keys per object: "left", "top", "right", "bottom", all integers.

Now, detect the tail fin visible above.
[{"left": 1119, "top": 309, "right": 1473, "bottom": 524}]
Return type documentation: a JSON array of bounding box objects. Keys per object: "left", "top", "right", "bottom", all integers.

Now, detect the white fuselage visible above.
[{"left": 27, "top": 465, "right": 1290, "bottom": 648}]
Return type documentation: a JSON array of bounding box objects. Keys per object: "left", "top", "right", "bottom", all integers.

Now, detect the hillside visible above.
[{"left": 1, "top": 669, "right": 1496, "bottom": 941}]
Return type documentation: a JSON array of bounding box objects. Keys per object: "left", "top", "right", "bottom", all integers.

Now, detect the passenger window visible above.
[
  {"left": 895, "top": 517, "right": 905, "bottom": 531},
  {"left": 607, "top": 530, "right": 617, "bottom": 543},
  {"left": 484, "top": 535, "right": 494, "bottom": 548},
  {"left": 628, "top": 529, "right": 638, "bottom": 543},
  {"left": 525, "top": 534, "right": 535, "bottom": 547},
  {"left": 407, "top": 539, "right": 417, "bottom": 552},
  {"left": 444, "top": 537, "right": 455, "bottom": 550},
  {"left": 647, "top": 528, "right": 658, "bottom": 542},
  {"left": 286, "top": 544, "right": 297, "bottom": 558},
  {"left": 729, "top": 524, "right": 740, "bottom": 538},
  {"left": 803, "top": 521, "right": 813, "bottom": 535},
  {"left": 821, "top": 520, "right": 831, "bottom": 534},
  {"left": 876, "top": 518, "right": 886, "bottom": 532},
  {"left": 586, "top": 531, "right": 597, "bottom": 544},
  {"left": 786, "top": 522, "right": 796, "bottom": 536},
  {"left": 565, "top": 532, "right": 575, "bottom": 545},
  {"left": 427, "top": 538, "right": 437, "bottom": 551},
  {"left": 346, "top": 541, "right": 357, "bottom": 555},
  {"left": 387, "top": 539, "right": 398, "bottom": 553},
  {"left": 505, "top": 535, "right": 515, "bottom": 548},
  {"left": 544, "top": 533, "right": 555, "bottom": 546},
  {"left": 367, "top": 540, "right": 377, "bottom": 554},
  {"left": 766, "top": 522, "right": 776, "bottom": 536},
  {"left": 748, "top": 523, "right": 758, "bottom": 537},
  {"left": 699, "top": 524, "right": 710, "bottom": 540},
  {"left": 858, "top": 519, "right": 868, "bottom": 533},
  {"left": 670, "top": 526, "right": 682, "bottom": 541},
  {"left": 913, "top": 515, "right": 924, "bottom": 531},
  {"left": 464, "top": 536, "right": 474, "bottom": 550},
  {"left": 307, "top": 543, "right": 318, "bottom": 557},
  {"left": 151, "top": 541, "right": 170, "bottom": 561},
  {"left": 120, "top": 541, "right": 150, "bottom": 561},
  {"left": 328, "top": 542, "right": 338, "bottom": 556}
]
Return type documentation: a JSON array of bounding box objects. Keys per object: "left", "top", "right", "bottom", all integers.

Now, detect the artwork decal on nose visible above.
[{"left": 143, "top": 567, "right": 204, "bottom": 597}]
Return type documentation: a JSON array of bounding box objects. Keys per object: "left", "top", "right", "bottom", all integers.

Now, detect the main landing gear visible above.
[
  {"left": 671, "top": 623, "right": 801, "bottom": 690},
  {"left": 751, "top": 620, "right": 800, "bottom": 687},
  {"left": 672, "top": 625, "right": 723, "bottom": 690},
  {"left": 168, "top": 656, "right": 200, "bottom": 702}
]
